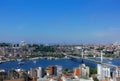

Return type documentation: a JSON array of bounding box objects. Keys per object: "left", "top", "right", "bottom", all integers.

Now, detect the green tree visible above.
[
  {"left": 93, "top": 77, "right": 99, "bottom": 81},
  {"left": 63, "top": 68, "right": 68, "bottom": 73},
  {"left": 0, "top": 77, "right": 3, "bottom": 81},
  {"left": 90, "top": 68, "right": 97, "bottom": 75}
]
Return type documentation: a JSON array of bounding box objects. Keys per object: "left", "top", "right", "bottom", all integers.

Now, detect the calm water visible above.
[{"left": 0, "top": 58, "right": 120, "bottom": 71}]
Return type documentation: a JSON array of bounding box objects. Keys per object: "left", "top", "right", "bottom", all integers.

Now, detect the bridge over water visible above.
[{"left": 62, "top": 52, "right": 117, "bottom": 68}]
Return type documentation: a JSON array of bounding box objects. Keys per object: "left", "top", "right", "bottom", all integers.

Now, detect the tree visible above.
[
  {"left": 90, "top": 68, "right": 97, "bottom": 75},
  {"left": 93, "top": 77, "right": 99, "bottom": 81},
  {"left": 63, "top": 68, "right": 68, "bottom": 73},
  {"left": 0, "top": 77, "right": 3, "bottom": 81}
]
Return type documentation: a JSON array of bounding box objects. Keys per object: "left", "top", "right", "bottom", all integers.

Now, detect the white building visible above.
[
  {"left": 79, "top": 64, "right": 90, "bottom": 79},
  {"left": 37, "top": 67, "right": 42, "bottom": 78},
  {"left": 97, "top": 64, "right": 110, "bottom": 80},
  {"left": 112, "top": 67, "right": 120, "bottom": 81},
  {"left": 19, "top": 41, "right": 27, "bottom": 47},
  {"left": 56, "top": 65, "right": 62, "bottom": 76}
]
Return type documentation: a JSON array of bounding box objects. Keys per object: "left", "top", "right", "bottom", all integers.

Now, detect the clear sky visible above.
[{"left": 0, "top": 0, "right": 120, "bottom": 44}]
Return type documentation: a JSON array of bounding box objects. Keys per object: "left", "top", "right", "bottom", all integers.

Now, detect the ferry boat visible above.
[
  {"left": 33, "top": 60, "right": 36, "bottom": 64},
  {"left": 0, "top": 60, "right": 5, "bottom": 64},
  {"left": 17, "top": 59, "right": 23, "bottom": 62},
  {"left": 18, "top": 62, "right": 25, "bottom": 65},
  {"left": 109, "top": 58, "right": 113, "bottom": 60}
]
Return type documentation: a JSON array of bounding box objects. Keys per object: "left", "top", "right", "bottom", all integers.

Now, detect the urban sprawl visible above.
[{"left": 0, "top": 41, "right": 120, "bottom": 81}]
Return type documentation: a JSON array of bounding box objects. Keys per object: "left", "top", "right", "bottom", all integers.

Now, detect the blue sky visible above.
[{"left": 0, "top": 0, "right": 120, "bottom": 44}]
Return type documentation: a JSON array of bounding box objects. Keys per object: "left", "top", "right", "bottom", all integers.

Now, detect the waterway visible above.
[{"left": 0, "top": 58, "right": 120, "bottom": 71}]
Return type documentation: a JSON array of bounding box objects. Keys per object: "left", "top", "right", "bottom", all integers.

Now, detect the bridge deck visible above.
[{"left": 62, "top": 53, "right": 117, "bottom": 68}]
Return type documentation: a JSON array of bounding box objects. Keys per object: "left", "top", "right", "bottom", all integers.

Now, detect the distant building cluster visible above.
[{"left": 0, "top": 42, "right": 120, "bottom": 62}]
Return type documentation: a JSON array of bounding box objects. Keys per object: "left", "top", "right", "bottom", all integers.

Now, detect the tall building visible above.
[
  {"left": 97, "top": 64, "right": 110, "bottom": 80},
  {"left": 37, "top": 67, "right": 42, "bottom": 78},
  {"left": 37, "top": 67, "right": 45, "bottom": 78},
  {"left": 55, "top": 65, "right": 62, "bottom": 76},
  {"left": 46, "top": 66, "right": 54, "bottom": 76},
  {"left": 79, "top": 64, "right": 89, "bottom": 79},
  {"left": 46, "top": 65, "right": 62, "bottom": 76},
  {"left": 73, "top": 68, "right": 81, "bottom": 78},
  {"left": 29, "top": 68, "right": 37, "bottom": 78},
  {"left": 112, "top": 67, "right": 120, "bottom": 81}
]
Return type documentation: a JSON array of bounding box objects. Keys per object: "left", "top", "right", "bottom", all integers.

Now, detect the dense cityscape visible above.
[
  {"left": 0, "top": 41, "right": 120, "bottom": 81},
  {"left": 0, "top": 41, "right": 120, "bottom": 61}
]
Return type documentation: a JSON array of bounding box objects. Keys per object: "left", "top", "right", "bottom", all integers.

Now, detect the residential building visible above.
[
  {"left": 79, "top": 64, "right": 89, "bottom": 79},
  {"left": 97, "top": 64, "right": 110, "bottom": 80}
]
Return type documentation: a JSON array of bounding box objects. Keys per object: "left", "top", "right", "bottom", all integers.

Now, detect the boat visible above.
[
  {"left": 109, "top": 58, "right": 113, "bottom": 60},
  {"left": 0, "top": 61, "right": 5, "bottom": 64},
  {"left": 17, "top": 59, "right": 23, "bottom": 62},
  {"left": 33, "top": 60, "right": 36, "bottom": 64},
  {"left": 18, "top": 62, "right": 25, "bottom": 65},
  {"left": 108, "top": 61, "right": 112, "bottom": 64}
]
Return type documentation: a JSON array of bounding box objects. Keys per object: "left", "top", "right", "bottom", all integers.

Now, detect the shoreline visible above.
[{"left": 0, "top": 57, "right": 120, "bottom": 72}]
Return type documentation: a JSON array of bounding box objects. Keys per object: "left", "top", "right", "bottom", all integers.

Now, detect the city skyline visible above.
[{"left": 0, "top": 0, "right": 120, "bottom": 44}]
